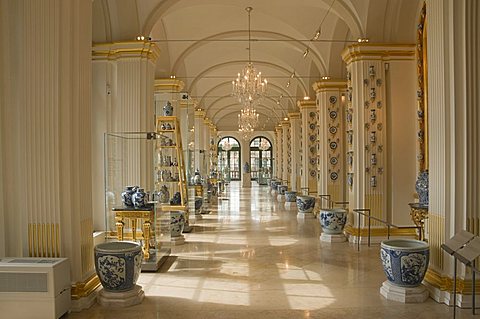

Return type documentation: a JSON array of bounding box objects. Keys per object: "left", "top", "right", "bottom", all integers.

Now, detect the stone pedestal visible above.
[
  {"left": 170, "top": 235, "right": 185, "bottom": 246},
  {"left": 97, "top": 285, "right": 145, "bottom": 307},
  {"left": 277, "top": 194, "right": 285, "bottom": 201},
  {"left": 380, "top": 281, "right": 429, "bottom": 303},
  {"left": 320, "top": 233, "right": 347, "bottom": 243},
  {"left": 141, "top": 247, "right": 171, "bottom": 272},
  {"left": 297, "top": 212, "right": 316, "bottom": 219}
]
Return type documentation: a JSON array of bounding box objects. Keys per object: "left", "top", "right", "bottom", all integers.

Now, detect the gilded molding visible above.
[
  {"left": 287, "top": 112, "right": 300, "bottom": 119},
  {"left": 154, "top": 79, "right": 185, "bottom": 93},
  {"left": 194, "top": 110, "right": 206, "bottom": 118},
  {"left": 344, "top": 224, "right": 417, "bottom": 237},
  {"left": 312, "top": 80, "right": 347, "bottom": 93},
  {"left": 92, "top": 41, "right": 160, "bottom": 63},
  {"left": 341, "top": 43, "right": 415, "bottom": 64},
  {"left": 297, "top": 100, "right": 316, "bottom": 109},
  {"left": 416, "top": 2, "right": 428, "bottom": 172},
  {"left": 71, "top": 274, "right": 101, "bottom": 300}
]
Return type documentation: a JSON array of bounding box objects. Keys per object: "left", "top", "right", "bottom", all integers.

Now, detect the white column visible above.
[
  {"left": 274, "top": 126, "right": 283, "bottom": 180},
  {"left": 281, "top": 120, "right": 291, "bottom": 187},
  {"left": 423, "top": 0, "right": 480, "bottom": 306},
  {"left": 289, "top": 113, "right": 301, "bottom": 191},
  {"left": 299, "top": 101, "right": 317, "bottom": 195},
  {"left": 313, "top": 80, "right": 347, "bottom": 202},
  {"left": 92, "top": 41, "right": 159, "bottom": 231},
  {"left": 342, "top": 44, "right": 417, "bottom": 240},
  {"left": 194, "top": 110, "right": 206, "bottom": 175},
  {"left": 0, "top": 0, "right": 96, "bottom": 310}
]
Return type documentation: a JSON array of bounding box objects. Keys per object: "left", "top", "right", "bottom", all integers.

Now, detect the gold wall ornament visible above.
[{"left": 416, "top": 2, "right": 429, "bottom": 172}]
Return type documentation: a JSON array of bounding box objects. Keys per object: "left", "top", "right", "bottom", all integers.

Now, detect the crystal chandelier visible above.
[
  {"left": 232, "top": 7, "right": 267, "bottom": 105},
  {"left": 222, "top": 140, "right": 233, "bottom": 151},
  {"left": 258, "top": 138, "right": 270, "bottom": 151},
  {"left": 238, "top": 101, "right": 259, "bottom": 131}
]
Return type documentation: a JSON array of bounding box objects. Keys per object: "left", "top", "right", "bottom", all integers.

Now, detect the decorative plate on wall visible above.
[
  {"left": 329, "top": 96, "right": 337, "bottom": 104},
  {"left": 310, "top": 170, "right": 316, "bottom": 177},
  {"left": 309, "top": 134, "right": 316, "bottom": 142},
  {"left": 329, "top": 141, "right": 337, "bottom": 150},
  {"left": 329, "top": 111, "right": 338, "bottom": 119},
  {"left": 309, "top": 123, "right": 316, "bottom": 130},
  {"left": 329, "top": 126, "right": 337, "bottom": 134},
  {"left": 309, "top": 111, "right": 316, "bottom": 118},
  {"left": 330, "top": 157, "right": 338, "bottom": 165},
  {"left": 310, "top": 146, "right": 315, "bottom": 153},
  {"left": 330, "top": 172, "right": 338, "bottom": 181},
  {"left": 310, "top": 158, "right": 316, "bottom": 165}
]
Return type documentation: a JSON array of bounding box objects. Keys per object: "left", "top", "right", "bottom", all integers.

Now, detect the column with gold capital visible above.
[
  {"left": 298, "top": 101, "right": 317, "bottom": 195},
  {"left": 313, "top": 79, "right": 347, "bottom": 203},
  {"left": 288, "top": 113, "right": 301, "bottom": 192},
  {"left": 341, "top": 43, "right": 417, "bottom": 242},
  {"left": 274, "top": 126, "right": 283, "bottom": 182},
  {"left": 92, "top": 40, "right": 160, "bottom": 232},
  {"left": 280, "top": 119, "right": 291, "bottom": 187},
  {"left": 194, "top": 109, "right": 207, "bottom": 177}
]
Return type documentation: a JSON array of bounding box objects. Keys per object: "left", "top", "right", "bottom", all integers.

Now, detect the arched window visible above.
[
  {"left": 249, "top": 137, "right": 272, "bottom": 183},
  {"left": 217, "top": 137, "right": 241, "bottom": 181}
]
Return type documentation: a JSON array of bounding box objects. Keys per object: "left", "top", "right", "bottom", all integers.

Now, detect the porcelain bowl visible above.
[{"left": 380, "top": 239, "right": 429, "bottom": 287}]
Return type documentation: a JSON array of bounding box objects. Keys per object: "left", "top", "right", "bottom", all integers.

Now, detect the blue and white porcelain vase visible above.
[
  {"left": 380, "top": 239, "right": 429, "bottom": 287},
  {"left": 296, "top": 196, "right": 316, "bottom": 213},
  {"left": 415, "top": 171, "right": 429, "bottom": 206},
  {"left": 132, "top": 188, "right": 146, "bottom": 208},
  {"left": 170, "top": 192, "right": 182, "bottom": 205},
  {"left": 163, "top": 101, "right": 173, "bottom": 116},
  {"left": 121, "top": 186, "right": 136, "bottom": 207},
  {"left": 278, "top": 185, "right": 287, "bottom": 195},
  {"left": 158, "top": 185, "right": 170, "bottom": 204},
  {"left": 285, "top": 191, "right": 297, "bottom": 203},
  {"left": 94, "top": 241, "right": 143, "bottom": 292},
  {"left": 194, "top": 196, "right": 203, "bottom": 212},
  {"left": 319, "top": 208, "right": 348, "bottom": 234},
  {"left": 170, "top": 211, "right": 185, "bottom": 237},
  {"left": 193, "top": 169, "right": 202, "bottom": 185}
]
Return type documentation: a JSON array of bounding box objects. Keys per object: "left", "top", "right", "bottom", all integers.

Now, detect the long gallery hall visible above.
[{"left": 67, "top": 183, "right": 469, "bottom": 319}]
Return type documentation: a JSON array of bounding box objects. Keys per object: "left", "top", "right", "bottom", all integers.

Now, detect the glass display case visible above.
[{"left": 104, "top": 131, "right": 172, "bottom": 271}]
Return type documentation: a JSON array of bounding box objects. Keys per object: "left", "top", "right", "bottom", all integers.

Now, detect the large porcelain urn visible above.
[
  {"left": 319, "top": 208, "right": 348, "bottom": 234},
  {"left": 379, "top": 239, "right": 430, "bottom": 303},
  {"left": 94, "top": 241, "right": 143, "bottom": 292}
]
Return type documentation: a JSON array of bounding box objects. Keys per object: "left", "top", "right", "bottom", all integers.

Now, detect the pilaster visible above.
[
  {"left": 288, "top": 113, "right": 301, "bottom": 191},
  {"left": 298, "top": 101, "right": 317, "bottom": 195},
  {"left": 313, "top": 80, "right": 347, "bottom": 202},
  {"left": 341, "top": 43, "right": 416, "bottom": 241},
  {"left": 274, "top": 126, "right": 283, "bottom": 180},
  {"left": 194, "top": 109, "right": 207, "bottom": 175},
  {"left": 0, "top": 0, "right": 97, "bottom": 310},
  {"left": 280, "top": 120, "right": 291, "bottom": 187}
]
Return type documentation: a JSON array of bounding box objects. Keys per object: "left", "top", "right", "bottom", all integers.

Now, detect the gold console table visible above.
[
  {"left": 112, "top": 207, "right": 154, "bottom": 260},
  {"left": 408, "top": 203, "right": 428, "bottom": 241}
]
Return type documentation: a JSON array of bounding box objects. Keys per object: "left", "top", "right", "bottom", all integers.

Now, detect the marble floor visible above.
[{"left": 68, "top": 182, "right": 472, "bottom": 318}]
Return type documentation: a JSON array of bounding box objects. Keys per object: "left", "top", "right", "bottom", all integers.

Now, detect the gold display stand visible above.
[
  {"left": 155, "top": 116, "right": 189, "bottom": 228},
  {"left": 408, "top": 203, "right": 428, "bottom": 241},
  {"left": 113, "top": 207, "right": 154, "bottom": 260}
]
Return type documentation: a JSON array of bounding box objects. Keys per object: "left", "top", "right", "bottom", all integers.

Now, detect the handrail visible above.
[
  {"left": 353, "top": 208, "right": 422, "bottom": 252},
  {"left": 317, "top": 194, "right": 333, "bottom": 209}
]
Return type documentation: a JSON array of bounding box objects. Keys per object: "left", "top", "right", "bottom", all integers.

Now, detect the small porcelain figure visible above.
[
  {"left": 370, "top": 131, "right": 376, "bottom": 144},
  {"left": 370, "top": 109, "right": 376, "bottom": 122},
  {"left": 370, "top": 176, "right": 377, "bottom": 188},
  {"left": 163, "top": 101, "right": 173, "bottom": 116},
  {"left": 132, "top": 188, "right": 146, "bottom": 208},
  {"left": 371, "top": 153, "right": 377, "bottom": 166},
  {"left": 369, "top": 65, "right": 375, "bottom": 77},
  {"left": 370, "top": 88, "right": 376, "bottom": 100}
]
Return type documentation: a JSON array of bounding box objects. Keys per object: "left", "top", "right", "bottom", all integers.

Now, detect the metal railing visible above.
[{"left": 353, "top": 208, "right": 422, "bottom": 252}]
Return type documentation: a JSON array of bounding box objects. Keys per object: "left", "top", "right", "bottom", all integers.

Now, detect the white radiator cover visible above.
[{"left": 0, "top": 257, "right": 71, "bottom": 319}]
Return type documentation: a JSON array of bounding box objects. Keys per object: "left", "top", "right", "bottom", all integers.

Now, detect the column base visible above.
[
  {"left": 320, "top": 233, "right": 347, "bottom": 243},
  {"left": 170, "top": 235, "right": 185, "bottom": 245},
  {"left": 97, "top": 285, "right": 145, "bottom": 307},
  {"left": 277, "top": 194, "right": 285, "bottom": 201},
  {"left": 297, "top": 212, "right": 315, "bottom": 219},
  {"left": 380, "top": 281, "right": 429, "bottom": 303}
]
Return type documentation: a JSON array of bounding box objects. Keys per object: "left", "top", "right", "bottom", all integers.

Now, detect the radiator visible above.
[{"left": 0, "top": 257, "right": 71, "bottom": 319}]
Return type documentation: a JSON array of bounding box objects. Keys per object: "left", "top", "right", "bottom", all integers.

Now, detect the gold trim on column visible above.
[
  {"left": 297, "top": 100, "right": 316, "bottom": 109},
  {"left": 341, "top": 43, "right": 415, "bottom": 64},
  {"left": 154, "top": 79, "right": 185, "bottom": 92},
  {"left": 287, "top": 112, "right": 300, "bottom": 119},
  {"left": 28, "top": 223, "right": 61, "bottom": 257},
  {"left": 71, "top": 274, "right": 101, "bottom": 300},
  {"left": 92, "top": 41, "right": 160, "bottom": 63},
  {"left": 416, "top": 2, "right": 429, "bottom": 172},
  {"left": 312, "top": 80, "right": 347, "bottom": 92},
  {"left": 344, "top": 224, "right": 417, "bottom": 237}
]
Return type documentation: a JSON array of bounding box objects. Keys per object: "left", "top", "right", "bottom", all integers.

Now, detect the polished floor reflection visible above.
[{"left": 68, "top": 182, "right": 470, "bottom": 318}]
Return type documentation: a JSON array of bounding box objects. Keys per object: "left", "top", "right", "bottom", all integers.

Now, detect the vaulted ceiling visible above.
[{"left": 93, "top": 0, "right": 421, "bottom": 131}]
